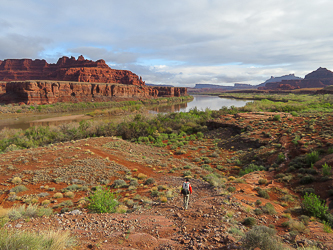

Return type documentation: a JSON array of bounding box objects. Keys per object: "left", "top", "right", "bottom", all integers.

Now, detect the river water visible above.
[{"left": 0, "top": 95, "right": 251, "bottom": 130}]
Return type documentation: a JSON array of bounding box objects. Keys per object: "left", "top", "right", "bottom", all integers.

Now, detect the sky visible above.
[{"left": 1, "top": 0, "right": 333, "bottom": 87}]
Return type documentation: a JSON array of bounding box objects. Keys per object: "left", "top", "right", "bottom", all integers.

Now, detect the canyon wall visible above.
[
  {"left": 0, "top": 56, "right": 187, "bottom": 104},
  {"left": 0, "top": 55, "right": 145, "bottom": 86},
  {"left": 0, "top": 81, "right": 187, "bottom": 105}
]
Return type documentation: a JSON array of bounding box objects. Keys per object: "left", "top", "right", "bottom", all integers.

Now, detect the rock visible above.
[
  {"left": 0, "top": 56, "right": 187, "bottom": 104},
  {"left": 259, "top": 67, "right": 333, "bottom": 91},
  {"left": 224, "top": 235, "right": 236, "bottom": 243}
]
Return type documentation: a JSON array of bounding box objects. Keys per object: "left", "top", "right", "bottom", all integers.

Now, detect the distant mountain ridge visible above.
[
  {"left": 260, "top": 74, "right": 303, "bottom": 86},
  {"left": 259, "top": 68, "right": 333, "bottom": 90}
]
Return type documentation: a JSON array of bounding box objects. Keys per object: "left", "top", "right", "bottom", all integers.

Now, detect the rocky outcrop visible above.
[
  {"left": 0, "top": 56, "right": 188, "bottom": 104},
  {"left": 0, "top": 81, "right": 164, "bottom": 104},
  {"left": 259, "top": 68, "right": 333, "bottom": 90},
  {"left": 0, "top": 55, "right": 145, "bottom": 86}
]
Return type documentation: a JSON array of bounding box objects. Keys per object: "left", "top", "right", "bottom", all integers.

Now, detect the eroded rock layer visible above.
[
  {"left": 0, "top": 56, "right": 187, "bottom": 104},
  {"left": 0, "top": 55, "right": 146, "bottom": 86},
  {"left": 0, "top": 81, "right": 187, "bottom": 105}
]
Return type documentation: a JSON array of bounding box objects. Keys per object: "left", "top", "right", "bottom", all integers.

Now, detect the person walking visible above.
[{"left": 180, "top": 178, "right": 192, "bottom": 210}]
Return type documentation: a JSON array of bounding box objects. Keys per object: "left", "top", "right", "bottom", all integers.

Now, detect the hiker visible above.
[{"left": 180, "top": 178, "right": 192, "bottom": 210}]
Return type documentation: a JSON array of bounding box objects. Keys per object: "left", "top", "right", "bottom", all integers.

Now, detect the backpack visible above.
[{"left": 182, "top": 182, "right": 190, "bottom": 195}]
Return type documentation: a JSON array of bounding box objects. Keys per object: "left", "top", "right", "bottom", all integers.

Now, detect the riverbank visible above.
[{"left": 0, "top": 96, "right": 194, "bottom": 116}]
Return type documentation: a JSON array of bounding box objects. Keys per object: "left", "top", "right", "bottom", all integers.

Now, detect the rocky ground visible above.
[{"left": 1, "top": 112, "right": 333, "bottom": 249}]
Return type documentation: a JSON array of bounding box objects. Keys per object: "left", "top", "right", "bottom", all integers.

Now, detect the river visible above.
[{"left": 0, "top": 95, "right": 251, "bottom": 130}]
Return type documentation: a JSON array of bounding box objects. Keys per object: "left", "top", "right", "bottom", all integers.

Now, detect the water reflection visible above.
[
  {"left": 0, "top": 95, "right": 251, "bottom": 130},
  {"left": 148, "top": 95, "right": 250, "bottom": 114},
  {"left": 149, "top": 102, "right": 188, "bottom": 113}
]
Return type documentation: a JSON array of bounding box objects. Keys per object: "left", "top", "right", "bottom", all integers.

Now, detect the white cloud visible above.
[{"left": 1, "top": 0, "right": 333, "bottom": 86}]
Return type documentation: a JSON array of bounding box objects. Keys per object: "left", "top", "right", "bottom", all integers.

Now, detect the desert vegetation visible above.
[{"left": 1, "top": 92, "right": 333, "bottom": 248}]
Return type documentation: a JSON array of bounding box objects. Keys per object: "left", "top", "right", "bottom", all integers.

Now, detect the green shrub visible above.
[
  {"left": 113, "top": 179, "right": 127, "bottom": 188},
  {"left": 255, "top": 199, "right": 262, "bottom": 205},
  {"left": 203, "top": 173, "right": 225, "bottom": 187},
  {"left": 227, "top": 186, "right": 236, "bottom": 192},
  {"left": 302, "top": 193, "right": 328, "bottom": 219},
  {"left": 10, "top": 185, "right": 28, "bottom": 194},
  {"left": 243, "top": 217, "right": 256, "bottom": 227},
  {"left": 258, "top": 189, "right": 270, "bottom": 199},
  {"left": 306, "top": 151, "right": 319, "bottom": 166},
  {"left": 87, "top": 187, "right": 118, "bottom": 213},
  {"left": 262, "top": 203, "right": 277, "bottom": 215},
  {"left": 239, "top": 164, "right": 265, "bottom": 176},
  {"left": 242, "top": 226, "right": 283, "bottom": 250},
  {"left": 298, "top": 215, "right": 310, "bottom": 226},
  {"left": 300, "top": 175, "right": 315, "bottom": 184},
  {"left": 322, "top": 163, "right": 331, "bottom": 176},
  {"left": 254, "top": 208, "right": 263, "bottom": 215},
  {"left": 258, "top": 179, "right": 268, "bottom": 185},
  {"left": 144, "top": 177, "right": 155, "bottom": 185}
]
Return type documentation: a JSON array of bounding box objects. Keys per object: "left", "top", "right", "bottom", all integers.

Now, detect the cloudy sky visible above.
[{"left": 1, "top": 0, "right": 333, "bottom": 87}]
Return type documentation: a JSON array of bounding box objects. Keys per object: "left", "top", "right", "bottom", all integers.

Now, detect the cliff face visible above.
[
  {"left": 0, "top": 55, "right": 145, "bottom": 86},
  {"left": 0, "top": 81, "right": 164, "bottom": 105},
  {"left": 259, "top": 68, "right": 333, "bottom": 90},
  {"left": 0, "top": 56, "right": 187, "bottom": 104}
]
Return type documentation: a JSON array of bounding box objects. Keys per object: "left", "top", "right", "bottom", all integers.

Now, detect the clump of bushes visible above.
[
  {"left": 113, "top": 179, "right": 127, "bottom": 188},
  {"left": 10, "top": 185, "right": 28, "bottom": 194},
  {"left": 302, "top": 193, "right": 327, "bottom": 219},
  {"left": 258, "top": 189, "right": 270, "bottom": 199},
  {"left": 145, "top": 177, "right": 155, "bottom": 185},
  {"left": 87, "top": 187, "right": 118, "bottom": 213},
  {"left": 242, "top": 226, "right": 283, "bottom": 250},
  {"left": 243, "top": 217, "right": 256, "bottom": 227},
  {"left": 262, "top": 203, "right": 276, "bottom": 215},
  {"left": 239, "top": 164, "right": 265, "bottom": 176}
]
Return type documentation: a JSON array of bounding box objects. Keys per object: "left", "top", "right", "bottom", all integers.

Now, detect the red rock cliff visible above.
[
  {"left": 0, "top": 55, "right": 145, "bottom": 86},
  {"left": 0, "top": 56, "right": 187, "bottom": 104},
  {"left": 0, "top": 81, "right": 162, "bottom": 105}
]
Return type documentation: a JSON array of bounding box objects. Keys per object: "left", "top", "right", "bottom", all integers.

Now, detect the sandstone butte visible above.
[
  {"left": 259, "top": 67, "right": 333, "bottom": 91},
  {"left": 0, "top": 55, "right": 187, "bottom": 104}
]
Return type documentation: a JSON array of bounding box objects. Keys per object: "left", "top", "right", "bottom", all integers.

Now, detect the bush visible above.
[
  {"left": 300, "top": 175, "right": 315, "bottom": 184},
  {"left": 137, "top": 173, "right": 147, "bottom": 180},
  {"left": 64, "top": 191, "right": 75, "bottom": 198},
  {"left": 144, "top": 177, "right": 155, "bottom": 185},
  {"left": 242, "top": 226, "right": 283, "bottom": 250},
  {"left": 11, "top": 177, "right": 22, "bottom": 185},
  {"left": 239, "top": 164, "right": 265, "bottom": 176},
  {"left": 53, "top": 192, "right": 63, "bottom": 199},
  {"left": 227, "top": 186, "right": 236, "bottom": 192},
  {"left": 113, "top": 179, "right": 127, "bottom": 188},
  {"left": 0, "top": 229, "right": 75, "bottom": 250},
  {"left": 306, "top": 151, "right": 319, "bottom": 166},
  {"left": 87, "top": 187, "right": 118, "bottom": 213},
  {"left": 298, "top": 215, "right": 310, "bottom": 226},
  {"left": 322, "top": 163, "right": 331, "bottom": 176},
  {"left": 254, "top": 208, "right": 263, "bottom": 215},
  {"left": 10, "top": 185, "right": 28, "bottom": 194},
  {"left": 243, "top": 217, "right": 256, "bottom": 227},
  {"left": 258, "top": 189, "right": 270, "bottom": 199},
  {"left": 302, "top": 193, "right": 328, "bottom": 219},
  {"left": 258, "top": 179, "right": 268, "bottom": 185},
  {"left": 262, "top": 203, "right": 277, "bottom": 215}
]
